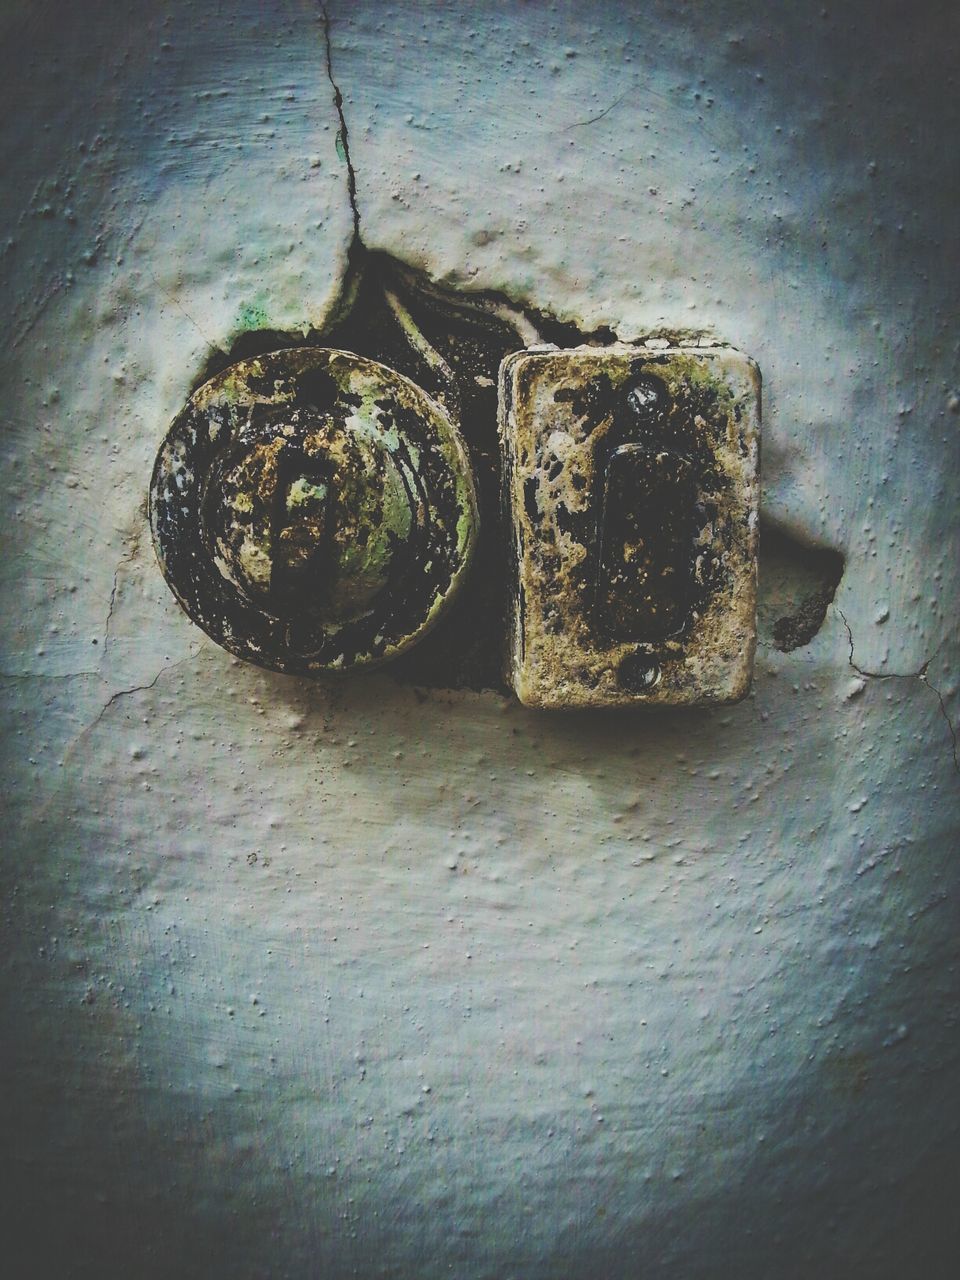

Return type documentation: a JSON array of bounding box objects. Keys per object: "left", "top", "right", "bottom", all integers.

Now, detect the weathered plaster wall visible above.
[{"left": 2, "top": 2, "right": 958, "bottom": 1276}]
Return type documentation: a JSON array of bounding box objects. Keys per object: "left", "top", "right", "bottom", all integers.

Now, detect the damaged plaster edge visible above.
[
  {"left": 141, "top": 5, "right": 361, "bottom": 391},
  {"left": 313, "top": 8, "right": 705, "bottom": 350},
  {"left": 173, "top": 1, "right": 359, "bottom": 388}
]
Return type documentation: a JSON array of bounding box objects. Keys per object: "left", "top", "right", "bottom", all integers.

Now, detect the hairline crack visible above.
[
  {"left": 320, "top": 1, "right": 362, "bottom": 250},
  {"left": 837, "top": 606, "right": 958, "bottom": 776}
]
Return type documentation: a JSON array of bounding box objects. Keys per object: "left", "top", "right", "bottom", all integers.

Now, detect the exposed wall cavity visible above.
[{"left": 758, "top": 525, "right": 845, "bottom": 652}]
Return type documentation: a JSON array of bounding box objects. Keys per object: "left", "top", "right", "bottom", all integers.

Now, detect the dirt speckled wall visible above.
[{"left": 2, "top": 2, "right": 958, "bottom": 1276}]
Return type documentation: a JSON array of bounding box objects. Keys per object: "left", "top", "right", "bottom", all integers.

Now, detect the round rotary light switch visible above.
[{"left": 150, "top": 348, "right": 478, "bottom": 673}]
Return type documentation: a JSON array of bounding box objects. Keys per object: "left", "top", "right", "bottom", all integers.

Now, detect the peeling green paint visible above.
[{"left": 234, "top": 301, "right": 272, "bottom": 331}]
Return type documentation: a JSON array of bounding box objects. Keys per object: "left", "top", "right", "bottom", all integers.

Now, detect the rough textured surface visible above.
[
  {"left": 2, "top": 2, "right": 959, "bottom": 1278},
  {"left": 502, "top": 344, "right": 759, "bottom": 707}
]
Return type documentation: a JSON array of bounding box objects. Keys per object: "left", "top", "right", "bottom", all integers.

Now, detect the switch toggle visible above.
[
  {"left": 595, "top": 442, "right": 695, "bottom": 644},
  {"left": 500, "top": 343, "right": 760, "bottom": 708}
]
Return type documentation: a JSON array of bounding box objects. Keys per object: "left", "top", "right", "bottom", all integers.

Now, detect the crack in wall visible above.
[
  {"left": 101, "top": 523, "right": 146, "bottom": 661},
  {"left": 89, "top": 661, "right": 180, "bottom": 730},
  {"left": 149, "top": 273, "right": 220, "bottom": 350},
  {"left": 25, "top": 652, "right": 201, "bottom": 830},
  {"left": 837, "top": 607, "right": 959, "bottom": 776},
  {"left": 76, "top": 654, "right": 199, "bottom": 756},
  {"left": 320, "top": 1, "right": 362, "bottom": 250},
  {"left": 928, "top": 678, "right": 960, "bottom": 776},
  {"left": 563, "top": 92, "right": 628, "bottom": 131}
]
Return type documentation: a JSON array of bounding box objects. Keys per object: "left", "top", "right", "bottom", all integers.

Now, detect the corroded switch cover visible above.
[{"left": 500, "top": 344, "right": 760, "bottom": 708}]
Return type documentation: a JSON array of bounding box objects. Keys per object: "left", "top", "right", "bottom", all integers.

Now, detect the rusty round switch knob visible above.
[{"left": 150, "top": 348, "right": 478, "bottom": 674}]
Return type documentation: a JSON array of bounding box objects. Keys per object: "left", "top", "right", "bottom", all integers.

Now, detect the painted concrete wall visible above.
[{"left": 2, "top": 1, "right": 958, "bottom": 1276}]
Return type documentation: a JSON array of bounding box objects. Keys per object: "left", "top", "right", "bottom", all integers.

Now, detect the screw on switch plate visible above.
[{"left": 499, "top": 344, "right": 760, "bottom": 707}]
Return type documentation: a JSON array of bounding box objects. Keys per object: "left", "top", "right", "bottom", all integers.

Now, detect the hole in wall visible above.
[{"left": 757, "top": 525, "right": 845, "bottom": 652}]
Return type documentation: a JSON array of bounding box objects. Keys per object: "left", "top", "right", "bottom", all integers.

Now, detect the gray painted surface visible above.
[{"left": 2, "top": 2, "right": 958, "bottom": 1276}]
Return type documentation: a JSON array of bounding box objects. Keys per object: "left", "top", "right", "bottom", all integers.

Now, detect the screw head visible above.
[
  {"left": 150, "top": 348, "right": 478, "bottom": 673},
  {"left": 625, "top": 374, "right": 669, "bottom": 427}
]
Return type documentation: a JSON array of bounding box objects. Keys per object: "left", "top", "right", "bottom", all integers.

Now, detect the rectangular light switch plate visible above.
[{"left": 499, "top": 343, "right": 760, "bottom": 708}]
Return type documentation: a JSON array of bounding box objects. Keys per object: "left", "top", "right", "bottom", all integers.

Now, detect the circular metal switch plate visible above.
[{"left": 150, "top": 348, "right": 478, "bottom": 674}]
